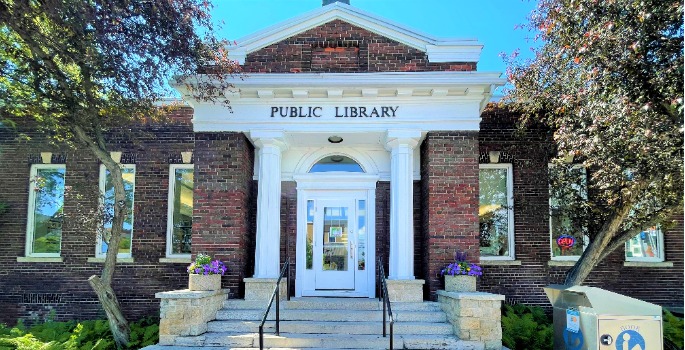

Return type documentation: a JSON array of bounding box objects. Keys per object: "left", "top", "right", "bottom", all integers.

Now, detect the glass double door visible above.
[{"left": 301, "top": 192, "right": 370, "bottom": 296}]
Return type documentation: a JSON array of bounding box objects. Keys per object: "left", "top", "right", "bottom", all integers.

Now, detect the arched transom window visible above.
[{"left": 309, "top": 155, "right": 364, "bottom": 173}]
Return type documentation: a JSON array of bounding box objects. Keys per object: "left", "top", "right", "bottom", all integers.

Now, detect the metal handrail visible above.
[
  {"left": 377, "top": 257, "right": 394, "bottom": 350},
  {"left": 258, "top": 260, "right": 291, "bottom": 350}
]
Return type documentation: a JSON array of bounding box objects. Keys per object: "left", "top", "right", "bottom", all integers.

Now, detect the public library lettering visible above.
[{"left": 270, "top": 106, "right": 399, "bottom": 118}]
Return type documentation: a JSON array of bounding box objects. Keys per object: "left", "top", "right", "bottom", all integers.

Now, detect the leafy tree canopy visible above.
[
  {"left": 505, "top": 0, "right": 683, "bottom": 284},
  {"left": 0, "top": 0, "right": 237, "bottom": 346},
  {"left": 0, "top": 0, "right": 236, "bottom": 139}
]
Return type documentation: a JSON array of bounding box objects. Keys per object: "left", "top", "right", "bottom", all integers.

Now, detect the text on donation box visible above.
[{"left": 270, "top": 106, "right": 399, "bottom": 118}]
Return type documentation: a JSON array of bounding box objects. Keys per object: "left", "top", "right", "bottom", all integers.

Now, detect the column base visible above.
[
  {"left": 385, "top": 279, "right": 424, "bottom": 302},
  {"left": 244, "top": 278, "right": 287, "bottom": 301}
]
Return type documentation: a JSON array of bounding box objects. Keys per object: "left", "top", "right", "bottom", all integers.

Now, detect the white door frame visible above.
[{"left": 294, "top": 173, "right": 378, "bottom": 298}]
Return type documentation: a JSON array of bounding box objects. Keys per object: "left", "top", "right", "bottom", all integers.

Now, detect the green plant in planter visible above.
[{"left": 187, "top": 254, "right": 227, "bottom": 275}]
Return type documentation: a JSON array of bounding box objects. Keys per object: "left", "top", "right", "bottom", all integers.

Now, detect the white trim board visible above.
[{"left": 226, "top": 2, "right": 483, "bottom": 64}]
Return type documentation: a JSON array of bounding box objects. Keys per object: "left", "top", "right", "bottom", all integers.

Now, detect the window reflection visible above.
[
  {"left": 309, "top": 155, "right": 364, "bottom": 173},
  {"left": 100, "top": 165, "right": 135, "bottom": 257}
]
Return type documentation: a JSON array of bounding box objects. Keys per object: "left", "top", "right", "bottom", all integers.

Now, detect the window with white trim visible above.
[
  {"left": 26, "top": 164, "right": 66, "bottom": 257},
  {"left": 625, "top": 225, "right": 664, "bottom": 262},
  {"left": 166, "top": 164, "right": 193, "bottom": 257},
  {"left": 479, "top": 164, "right": 515, "bottom": 259},
  {"left": 549, "top": 164, "right": 588, "bottom": 260},
  {"left": 97, "top": 164, "right": 135, "bottom": 258}
]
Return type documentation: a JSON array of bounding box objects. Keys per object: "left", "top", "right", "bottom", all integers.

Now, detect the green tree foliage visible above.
[
  {"left": 0, "top": 0, "right": 237, "bottom": 346},
  {"left": 505, "top": 0, "right": 683, "bottom": 285}
]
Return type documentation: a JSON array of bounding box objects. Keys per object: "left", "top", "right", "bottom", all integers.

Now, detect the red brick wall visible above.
[
  {"left": 477, "top": 106, "right": 684, "bottom": 309},
  {"left": 0, "top": 109, "right": 196, "bottom": 324},
  {"left": 242, "top": 19, "right": 476, "bottom": 73},
  {"left": 420, "top": 131, "right": 481, "bottom": 300},
  {"left": 193, "top": 132, "right": 255, "bottom": 299}
]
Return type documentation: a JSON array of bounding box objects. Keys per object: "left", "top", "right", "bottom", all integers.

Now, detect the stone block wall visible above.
[
  {"left": 157, "top": 289, "right": 228, "bottom": 346},
  {"left": 438, "top": 291, "right": 505, "bottom": 350}
]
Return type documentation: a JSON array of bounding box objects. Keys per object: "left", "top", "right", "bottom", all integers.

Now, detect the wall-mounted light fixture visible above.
[{"left": 328, "top": 136, "right": 343, "bottom": 144}]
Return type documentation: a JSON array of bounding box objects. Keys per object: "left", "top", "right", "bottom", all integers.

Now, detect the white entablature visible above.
[
  {"left": 226, "top": 2, "right": 483, "bottom": 64},
  {"left": 180, "top": 71, "right": 506, "bottom": 133}
]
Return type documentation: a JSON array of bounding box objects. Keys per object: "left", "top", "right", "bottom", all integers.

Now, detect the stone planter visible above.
[
  {"left": 445, "top": 275, "right": 476, "bottom": 292},
  {"left": 188, "top": 274, "right": 221, "bottom": 291}
]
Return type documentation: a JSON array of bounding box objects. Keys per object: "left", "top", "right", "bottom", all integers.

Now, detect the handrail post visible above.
[
  {"left": 377, "top": 258, "right": 381, "bottom": 301},
  {"left": 382, "top": 289, "right": 386, "bottom": 337},
  {"left": 276, "top": 283, "right": 280, "bottom": 335},
  {"left": 390, "top": 321, "right": 394, "bottom": 350},
  {"left": 259, "top": 325, "right": 263, "bottom": 350}
]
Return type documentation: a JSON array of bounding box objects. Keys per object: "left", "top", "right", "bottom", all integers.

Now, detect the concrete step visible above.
[
  {"left": 223, "top": 298, "right": 442, "bottom": 313},
  {"left": 215, "top": 308, "right": 447, "bottom": 323},
  {"left": 188, "top": 332, "right": 479, "bottom": 349},
  {"left": 207, "top": 320, "right": 453, "bottom": 335}
]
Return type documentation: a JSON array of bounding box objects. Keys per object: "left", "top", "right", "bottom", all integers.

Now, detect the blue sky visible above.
[{"left": 211, "top": 0, "right": 539, "bottom": 75}]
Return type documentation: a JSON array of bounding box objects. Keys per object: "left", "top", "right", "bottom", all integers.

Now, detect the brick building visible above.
[{"left": 0, "top": 1, "right": 681, "bottom": 325}]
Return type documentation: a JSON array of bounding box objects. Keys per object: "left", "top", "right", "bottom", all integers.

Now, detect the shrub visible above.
[
  {"left": 664, "top": 310, "right": 684, "bottom": 350},
  {"left": 0, "top": 317, "right": 158, "bottom": 350},
  {"left": 501, "top": 304, "right": 553, "bottom": 350}
]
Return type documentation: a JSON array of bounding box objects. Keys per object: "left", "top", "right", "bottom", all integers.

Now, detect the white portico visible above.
[
  {"left": 177, "top": 2, "right": 505, "bottom": 300},
  {"left": 183, "top": 70, "right": 503, "bottom": 299}
]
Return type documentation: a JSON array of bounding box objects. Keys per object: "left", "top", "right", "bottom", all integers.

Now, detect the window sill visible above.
[
  {"left": 87, "top": 257, "right": 135, "bottom": 263},
  {"left": 479, "top": 259, "right": 522, "bottom": 266},
  {"left": 17, "top": 257, "right": 63, "bottom": 263},
  {"left": 624, "top": 261, "right": 673, "bottom": 268},
  {"left": 548, "top": 260, "right": 577, "bottom": 267},
  {"left": 159, "top": 257, "right": 191, "bottom": 264}
]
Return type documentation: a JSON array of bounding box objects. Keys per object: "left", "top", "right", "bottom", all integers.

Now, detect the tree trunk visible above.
[
  {"left": 89, "top": 275, "right": 130, "bottom": 347},
  {"left": 73, "top": 125, "right": 130, "bottom": 348},
  {"left": 564, "top": 202, "right": 633, "bottom": 285}
]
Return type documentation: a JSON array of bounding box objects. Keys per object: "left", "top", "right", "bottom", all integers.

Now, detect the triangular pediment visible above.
[{"left": 227, "top": 2, "right": 482, "bottom": 64}]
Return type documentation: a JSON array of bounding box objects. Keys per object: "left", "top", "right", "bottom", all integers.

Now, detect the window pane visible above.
[
  {"left": 306, "top": 200, "right": 314, "bottom": 269},
  {"left": 102, "top": 166, "right": 135, "bottom": 255},
  {"left": 625, "top": 226, "right": 662, "bottom": 260},
  {"left": 31, "top": 168, "right": 65, "bottom": 254},
  {"left": 322, "top": 206, "right": 348, "bottom": 271},
  {"left": 550, "top": 166, "right": 587, "bottom": 257},
  {"left": 357, "top": 200, "right": 366, "bottom": 270},
  {"left": 479, "top": 168, "right": 510, "bottom": 257},
  {"left": 309, "top": 155, "right": 364, "bottom": 173},
  {"left": 171, "top": 168, "right": 193, "bottom": 255}
]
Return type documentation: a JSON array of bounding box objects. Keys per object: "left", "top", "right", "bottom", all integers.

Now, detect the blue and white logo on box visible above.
[{"left": 615, "top": 330, "right": 645, "bottom": 350}]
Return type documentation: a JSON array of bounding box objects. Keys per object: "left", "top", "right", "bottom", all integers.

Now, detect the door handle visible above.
[{"left": 350, "top": 242, "right": 355, "bottom": 259}]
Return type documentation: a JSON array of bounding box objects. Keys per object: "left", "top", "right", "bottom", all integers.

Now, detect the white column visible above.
[
  {"left": 385, "top": 130, "right": 421, "bottom": 280},
  {"left": 252, "top": 131, "right": 287, "bottom": 278}
]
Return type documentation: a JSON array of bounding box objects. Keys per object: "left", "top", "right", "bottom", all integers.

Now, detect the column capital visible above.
[
  {"left": 384, "top": 130, "right": 422, "bottom": 151},
  {"left": 249, "top": 130, "right": 288, "bottom": 151}
]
